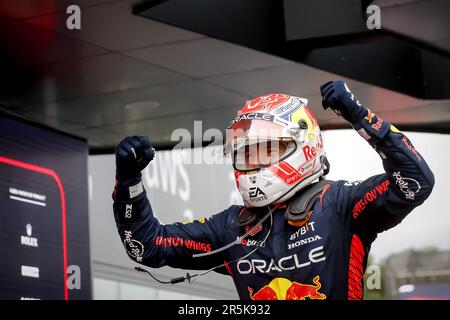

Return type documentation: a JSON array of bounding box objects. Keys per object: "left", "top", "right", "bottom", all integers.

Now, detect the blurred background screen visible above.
[{"left": 0, "top": 113, "right": 91, "bottom": 300}]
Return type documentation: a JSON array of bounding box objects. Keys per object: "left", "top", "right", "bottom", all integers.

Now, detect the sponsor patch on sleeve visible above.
[{"left": 129, "top": 181, "right": 144, "bottom": 199}]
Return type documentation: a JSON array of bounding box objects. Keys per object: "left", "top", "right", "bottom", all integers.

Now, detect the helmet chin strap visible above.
[{"left": 320, "top": 155, "right": 330, "bottom": 177}]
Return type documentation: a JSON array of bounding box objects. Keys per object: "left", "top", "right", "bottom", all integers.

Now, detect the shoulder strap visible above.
[
  {"left": 238, "top": 206, "right": 268, "bottom": 227},
  {"left": 284, "top": 180, "right": 333, "bottom": 221}
]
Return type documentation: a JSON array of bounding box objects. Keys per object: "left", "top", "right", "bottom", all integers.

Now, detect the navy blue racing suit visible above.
[{"left": 113, "top": 113, "right": 434, "bottom": 300}]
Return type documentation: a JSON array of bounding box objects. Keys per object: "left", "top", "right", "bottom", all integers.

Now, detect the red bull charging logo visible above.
[{"left": 248, "top": 275, "right": 327, "bottom": 300}]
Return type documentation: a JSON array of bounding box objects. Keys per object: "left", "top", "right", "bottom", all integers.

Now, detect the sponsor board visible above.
[{"left": 21, "top": 224, "right": 38, "bottom": 248}]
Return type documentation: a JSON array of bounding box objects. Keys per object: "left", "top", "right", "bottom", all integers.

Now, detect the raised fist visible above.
[
  {"left": 320, "top": 80, "right": 367, "bottom": 124},
  {"left": 115, "top": 136, "right": 155, "bottom": 180}
]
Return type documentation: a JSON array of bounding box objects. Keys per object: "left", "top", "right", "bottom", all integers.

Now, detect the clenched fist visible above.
[
  {"left": 115, "top": 136, "right": 155, "bottom": 180},
  {"left": 320, "top": 80, "right": 367, "bottom": 124}
]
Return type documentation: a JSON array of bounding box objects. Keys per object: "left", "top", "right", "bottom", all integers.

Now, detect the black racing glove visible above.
[
  {"left": 115, "top": 136, "right": 155, "bottom": 181},
  {"left": 320, "top": 80, "right": 368, "bottom": 125},
  {"left": 321, "top": 80, "right": 391, "bottom": 143}
]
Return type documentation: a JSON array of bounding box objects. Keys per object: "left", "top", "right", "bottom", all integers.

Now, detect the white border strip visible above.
[{"left": 9, "top": 195, "right": 46, "bottom": 207}]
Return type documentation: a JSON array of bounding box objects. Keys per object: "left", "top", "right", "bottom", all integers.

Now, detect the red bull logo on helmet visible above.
[
  {"left": 248, "top": 276, "right": 327, "bottom": 300},
  {"left": 242, "top": 94, "right": 291, "bottom": 113}
]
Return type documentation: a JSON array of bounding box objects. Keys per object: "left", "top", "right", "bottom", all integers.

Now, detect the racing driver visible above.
[{"left": 112, "top": 80, "right": 434, "bottom": 300}]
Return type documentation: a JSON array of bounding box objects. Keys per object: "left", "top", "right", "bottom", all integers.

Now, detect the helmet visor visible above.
[
  {"left": 224, "top": 117, "right": 307, "bottom": 171},
  {"left": 230, "top": 138, "right": 297, "bottom": 171},
  {"left": 225, "top": 118, "right": 296, "bottom": 149}
]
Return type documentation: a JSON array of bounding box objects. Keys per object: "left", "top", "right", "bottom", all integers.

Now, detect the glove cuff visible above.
[
  {"left": 115, "top": 166, "right": 142, "bottom": 182},
  {"left": 113, "top": 174, "right": 145, "bottom": 202},
  {"left": 349, "top": 104, "right": 369, "bottom": 124},
  {"left": 352, "top": 109, "right": 390, "bottom": 143}
]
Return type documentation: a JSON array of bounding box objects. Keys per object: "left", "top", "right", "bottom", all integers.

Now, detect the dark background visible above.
[{"left": 0, "top": 113, "right": 91, "bottom": 300}]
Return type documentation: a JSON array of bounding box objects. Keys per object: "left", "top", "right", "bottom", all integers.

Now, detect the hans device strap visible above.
[
  {"left": 238, "top": 206, "right": 267, "bottom": 227},
  {"left": 285, "top": 180, "right": 332, "bottom": 221}
]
